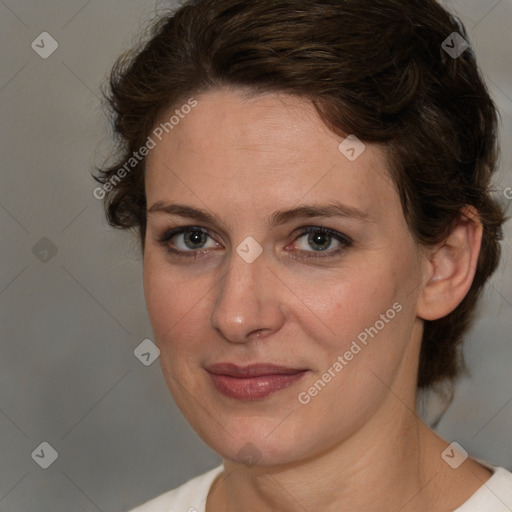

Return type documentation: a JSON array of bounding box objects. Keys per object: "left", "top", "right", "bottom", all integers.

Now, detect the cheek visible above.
[
  {"left": 143, "top": 260, "right": 171, "bottom": 335},
  {"left": 302, "top": 252, "right": 415, "bottom": 368},
  {"left": 301, "top": 262, "right": 397, "bottom": 335},
  {"left": 143, "top": 255, "right": 199, "bottom": 344},
  {"left": 143, "top": 261, "right": 210, "bottom": 404},
  {"left": 142, "top": 255, "right": 222, "bottom": 390}
]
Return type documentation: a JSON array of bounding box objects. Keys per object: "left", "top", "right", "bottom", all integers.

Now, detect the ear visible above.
[{"left": 417, "top": 206, "right": 483, "bottom": 321}]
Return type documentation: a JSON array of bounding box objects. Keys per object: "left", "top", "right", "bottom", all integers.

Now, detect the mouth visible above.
[{"left": 205, "top": 362, "right": 309, "bottom": 400}]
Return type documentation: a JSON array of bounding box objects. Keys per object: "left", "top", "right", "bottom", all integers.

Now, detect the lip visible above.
[
  {"left": 206, "top": 362, "right": 307, "bottom": 377},
  {"left": 205, "top": 362, "right": 309, "bottom": 400}
]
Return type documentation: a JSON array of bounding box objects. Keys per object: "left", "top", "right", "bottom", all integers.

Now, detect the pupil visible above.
[
  {"left": 310, "top": 232, "right": 330, "bottom": 251},
  {"left": 185, "top": 230, "right": 206, "bottom": 248}
]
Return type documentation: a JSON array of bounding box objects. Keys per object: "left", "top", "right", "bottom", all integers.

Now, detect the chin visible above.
[{"left": 189, "top": 411, "right": 318, "bottom": 467}]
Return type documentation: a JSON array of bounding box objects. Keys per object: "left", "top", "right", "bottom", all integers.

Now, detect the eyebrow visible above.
[{"left": 147, "top": 201, "right": 372, "bottom": 227}]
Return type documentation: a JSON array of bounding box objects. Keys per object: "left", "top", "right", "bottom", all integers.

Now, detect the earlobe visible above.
[{"left": 417, "top": 206, "right": 483, "bottom": 321}]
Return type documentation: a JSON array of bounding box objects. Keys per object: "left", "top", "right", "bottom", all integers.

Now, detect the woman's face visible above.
[{"left": 143, "top": 88, "right": 427, "bottom": 466}]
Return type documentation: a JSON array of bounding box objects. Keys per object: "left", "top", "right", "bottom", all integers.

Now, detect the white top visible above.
[{"left": 127, "top": 460, "right": 512, "bottom": 511}]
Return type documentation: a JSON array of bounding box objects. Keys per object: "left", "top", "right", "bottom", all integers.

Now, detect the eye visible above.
[
  {"left": 290, "top": 226, "right": 353, "bottom": 260},
  {"left": 158, "top": 227, "right": 219, "bottom": 258},
  {"left": 157, "top": 225, "right": 353, "bottom": 260}
]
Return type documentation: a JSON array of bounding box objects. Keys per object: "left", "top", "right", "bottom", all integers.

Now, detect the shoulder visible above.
[
  {"left": 455, "top": 462, "right": 512, "bottom": 511},
  {"left": 126, "top": 464, "right": 224, "bottom": 512}
]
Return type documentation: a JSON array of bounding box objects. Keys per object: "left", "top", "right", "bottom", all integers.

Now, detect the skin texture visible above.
[{"left": 143, "top": 88, "right": 491, "bottom": 511}]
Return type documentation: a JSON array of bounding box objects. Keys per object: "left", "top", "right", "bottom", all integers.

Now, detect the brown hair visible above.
[{"left": 94, "top": 0, "right": 506, "bottom": 393}]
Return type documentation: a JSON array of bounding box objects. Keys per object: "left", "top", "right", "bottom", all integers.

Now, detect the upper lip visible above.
[{"left": 205, "top": 362, "right": 307, "bottom": 377}]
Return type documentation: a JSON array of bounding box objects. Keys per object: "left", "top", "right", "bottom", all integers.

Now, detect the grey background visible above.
[{"left": 0, "top": 0, "right": 511, "bottom": 510}]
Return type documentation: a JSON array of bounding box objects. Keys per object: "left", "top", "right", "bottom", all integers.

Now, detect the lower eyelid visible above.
[{"left": 289, "top": 237, "right": 351, "bottom": 259}]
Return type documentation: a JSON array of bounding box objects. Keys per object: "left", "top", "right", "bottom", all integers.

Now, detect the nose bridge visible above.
[{"left": 210, "top": 245, "right": 282, "bottom": 342}]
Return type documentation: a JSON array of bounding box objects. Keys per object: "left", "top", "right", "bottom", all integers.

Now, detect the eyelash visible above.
[{"left": 157, "top": 226, "right": 353, "bottom": 261}]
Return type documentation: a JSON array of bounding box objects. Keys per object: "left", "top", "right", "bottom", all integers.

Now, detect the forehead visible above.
[{"left": 144, "top": 88, "right": 397, "bottom": 222}]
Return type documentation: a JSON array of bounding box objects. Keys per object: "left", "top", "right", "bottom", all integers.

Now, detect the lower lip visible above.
[{"left": 207, "top": 371, "right": 308, "bottom": 400}]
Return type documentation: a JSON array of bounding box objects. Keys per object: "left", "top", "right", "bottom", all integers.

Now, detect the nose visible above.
[{"left": 209, "top": 246, "right": 285, "bottom": 343}]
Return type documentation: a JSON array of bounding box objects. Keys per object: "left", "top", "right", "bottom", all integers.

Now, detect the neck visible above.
[{"left": 207, "top": 401, "right": 491, "bottom": 512}]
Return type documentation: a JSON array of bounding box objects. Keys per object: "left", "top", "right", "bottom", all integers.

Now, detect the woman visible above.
[{"left": 94, "top": 0, "right": 512, "bottom": 510}]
